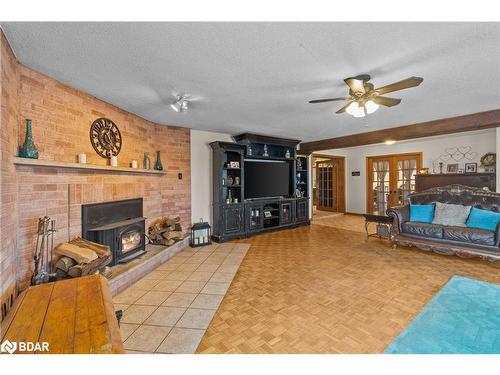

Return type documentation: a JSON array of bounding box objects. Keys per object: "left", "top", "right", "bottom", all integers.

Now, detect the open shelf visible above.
[{"left": 13, "top": 157, "right": 166, "bottom": 175}]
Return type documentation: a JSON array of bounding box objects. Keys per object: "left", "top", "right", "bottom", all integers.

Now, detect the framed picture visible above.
[
  {"left": 419, "top": 168, "right": 429, "bottom": 175},
  {"left": 229, "top": 161, "right": 240, "bottom": 169},
  {"left": 458, "top": 169, "right": 464, "bottom": 174},
  {"left": 465, "top": 162, "right": 477, "bottom": 173},
  {"left": 446, "top": 164, "right": 458, "bottom": 173}
]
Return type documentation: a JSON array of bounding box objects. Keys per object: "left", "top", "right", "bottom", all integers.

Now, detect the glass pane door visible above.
[
  {"left": 396, "top": 158, "right": 418, "bottom": 205},
  {"left": 371, "top": 159, "right": 391, "bottom": 215},
  {"left": 316, "top": 160, "right": 335, "bottom": 211}
]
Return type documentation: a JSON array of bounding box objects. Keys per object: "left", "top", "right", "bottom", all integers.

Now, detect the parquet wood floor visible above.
[{"left": 197, "top": 223, "right": 500, "bottom": 353}]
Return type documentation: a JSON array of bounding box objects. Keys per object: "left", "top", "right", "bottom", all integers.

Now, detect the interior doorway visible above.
[
  {"left": 312, "top": 154, "right": 345, "bottom": 214},
  {"left": 366, "top": 152, "right": 422, "bottom": 215}
]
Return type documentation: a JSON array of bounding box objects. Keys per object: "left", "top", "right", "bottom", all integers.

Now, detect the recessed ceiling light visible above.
[{"left": 385, "top": 140, "right": 396, "bottom": 145}]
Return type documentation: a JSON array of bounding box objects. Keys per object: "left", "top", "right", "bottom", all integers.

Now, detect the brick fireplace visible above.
[{"left": 0, "top": 30, "right": 191, "bottom": 309}]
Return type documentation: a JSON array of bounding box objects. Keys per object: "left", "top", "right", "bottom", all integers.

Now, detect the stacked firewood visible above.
[
  {"left": 147, "top": 216, "right": 183, "bottom": 246},
  {"left": 54, "top": 237, "right": 112, "bottom": 279}
]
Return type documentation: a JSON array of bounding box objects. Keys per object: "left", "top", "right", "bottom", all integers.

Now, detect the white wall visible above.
[
  {"left": 191, "top": 129, "right": 233, "bottom": 226},
  {"left": 319, "top": 129, "right": 496, "bottom": 214}
]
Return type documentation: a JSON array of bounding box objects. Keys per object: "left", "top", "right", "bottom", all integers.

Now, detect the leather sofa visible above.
[{"left": 387, "top": 184, "right": 500, "bottom": 262}]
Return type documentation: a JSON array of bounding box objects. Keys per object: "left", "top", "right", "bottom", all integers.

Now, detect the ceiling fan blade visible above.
[
  {"left": 309, "top": 97, "right": 350, "bottom": 104},
  {"left": 336, "top": 102, "right": 353, "bottom": 114},
  {"left": 375, "top": 76, "right": 424, "bottom": 95},
  {"left": 372, "top": 96, "right": 402, "bottom": 107}
]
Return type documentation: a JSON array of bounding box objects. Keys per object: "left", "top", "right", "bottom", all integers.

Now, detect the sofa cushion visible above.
[
  {"left": 443, "top": 226, "right": 495, "bottom": 246},
  {"left": 409, "top": 204, "right": 435, "bottom": 223},
  {"left": 466, "top": 207, "right": 500, "bottom": 232},
  {"left": 402, "top": 222, "right": 443, "bottom": 239},
  {"left": 432, "top": 202, "right": 472, "bottom": 227}
]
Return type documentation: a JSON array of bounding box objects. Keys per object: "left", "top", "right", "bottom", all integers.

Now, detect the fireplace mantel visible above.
[{"left": 13, "top": 157, "right": 166, "bottom": 175}]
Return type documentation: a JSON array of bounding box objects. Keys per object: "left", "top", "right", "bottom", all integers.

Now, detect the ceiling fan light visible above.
[
  {"left": 346, "top": 102, "right": 365, "bottom": 117},
  {"left": 171, "top": 95, "right": 189, "bottom": 113},
  {"left": 170, "top": 102, "right": 181, "bottom": 112},
  {"left": 365, "top": 100, "right": 379, "bottom": 114}
]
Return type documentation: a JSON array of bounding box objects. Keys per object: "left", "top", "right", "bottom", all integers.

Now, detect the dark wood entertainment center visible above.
[{"left": 210, "top": 134, "right": 310, "bottom": 242}]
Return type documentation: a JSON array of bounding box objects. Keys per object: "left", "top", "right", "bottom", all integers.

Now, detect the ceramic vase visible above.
[
  {"left": 19, "top": 119, "right": 39, "bottom": 159},
  {"left": 143, "top": 152, "right": 151, "bottom": 169},
  {"left": 155, "top": 151, "right": 163, "bottom": 171}
]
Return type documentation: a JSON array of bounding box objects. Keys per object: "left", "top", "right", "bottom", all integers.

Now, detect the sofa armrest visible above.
[
  {"left": 496, "top": 222, "right": 500, "bottom": 247},
  {"left": 387, "top": 205, "right": 410, "bottom": 234}
]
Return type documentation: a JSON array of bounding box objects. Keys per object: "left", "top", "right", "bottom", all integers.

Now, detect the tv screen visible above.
[{"left": 244, "top": 160, "right": 290, "bottom": 199}]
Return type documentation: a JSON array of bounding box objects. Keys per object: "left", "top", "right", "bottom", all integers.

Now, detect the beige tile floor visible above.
[{"left": 113, "top": 242, "right": 250, "bottom": 354}]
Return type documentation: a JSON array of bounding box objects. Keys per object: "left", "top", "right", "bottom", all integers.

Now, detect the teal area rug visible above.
[{"left": 384, "top": 275, "right": 500, "bottom": 354}]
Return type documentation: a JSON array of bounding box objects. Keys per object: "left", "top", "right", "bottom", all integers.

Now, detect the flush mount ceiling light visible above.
[
  {"left": 170, "top": 95, "right": 189, "bottom": 113},
  {"left": 309, "top": 74, "right": 423, "bottom": 118},
  {"left": 384, "top": 139, "right": 397, "bottom": 145}
]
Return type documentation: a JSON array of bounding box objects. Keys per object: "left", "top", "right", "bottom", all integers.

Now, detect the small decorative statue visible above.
[
  {"left": 285, "top": 149, "right": 291, "bottom": 159},
  {"left": 296, "top": 158, "right": 302, "bottom": 170},
  {"left": 247, "top": 145, "right": 253, "bottom": 156},
  {"left": 143, "top": 152, "right": 151, "bottom": 169},
  {"left": 263, "top": 144, "right": 269, "bottom": 157},
  {"left": 19, "top": 119, "right": 39, "bottom": 159},
  {"left": 155, "top": 151, "right": 163, "bottom": 170},
  {"left": 439, "top": 162, "right": 444, "bottom": 174}
]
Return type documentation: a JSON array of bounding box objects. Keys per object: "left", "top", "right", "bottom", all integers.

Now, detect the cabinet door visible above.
[
  {"left": 246, "top": 204, "right": 263, "bottom": 232},
  {"left": 296, "top": 200, "right": 308, "bottom": 222},
  {"left": 223, "top": 206, "right": 244, "bottom": 234},
  {"left": 280, "top": 202, "right": 293, "bottom": 225}
]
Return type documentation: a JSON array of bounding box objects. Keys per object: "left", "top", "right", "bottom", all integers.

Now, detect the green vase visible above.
[
  {"left": 19, "top": 119, "right": 39, "bottom": 159},
  {"left": 155, "top": 151, "right": 163, "bottom": 171}
]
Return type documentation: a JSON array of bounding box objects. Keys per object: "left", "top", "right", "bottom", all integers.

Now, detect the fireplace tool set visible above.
[{"left": 32, "top": 216, "right": 57, "bottom": 285}]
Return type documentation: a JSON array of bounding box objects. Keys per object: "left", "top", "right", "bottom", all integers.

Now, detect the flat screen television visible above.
[{"left": 244, "top": 160, "right": 290, "bottom": 199}]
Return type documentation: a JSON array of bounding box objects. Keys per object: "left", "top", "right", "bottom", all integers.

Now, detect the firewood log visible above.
[
  {"left": 69, "top": 237, "right": 110, "bottom": 257},
  {"left": 55, "top": 256, "right": 76, "bottom": 273}
]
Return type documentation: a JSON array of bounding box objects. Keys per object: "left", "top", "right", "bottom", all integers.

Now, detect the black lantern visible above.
[{"left": 191, "top": 219, "right": 212, "bottom": 247}]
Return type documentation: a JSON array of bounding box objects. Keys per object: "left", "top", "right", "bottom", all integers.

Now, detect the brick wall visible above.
[
  {"left": 0, "top": 30, "right": 191, "bottom": 296},
  {"left": 1, "top": 30, "right": 20, "bottom": 314}
]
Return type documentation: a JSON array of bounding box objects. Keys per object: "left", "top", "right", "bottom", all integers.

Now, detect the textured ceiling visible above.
[{"left": 2, "top": 22, "right": 499, "bottom": 141}]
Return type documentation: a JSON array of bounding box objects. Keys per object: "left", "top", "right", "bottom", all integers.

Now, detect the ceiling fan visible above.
[{"left": 309, "top": 75, "right": 423, "bottom": 117}]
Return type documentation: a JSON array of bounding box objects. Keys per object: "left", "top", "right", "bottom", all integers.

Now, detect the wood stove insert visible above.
[{"left": 82, "top": 198, "right": 146, "bottom": 266}]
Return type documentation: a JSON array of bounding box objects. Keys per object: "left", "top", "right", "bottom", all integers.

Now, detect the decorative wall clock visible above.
[{"left": 89, "top": 118, "right": 122, "bottom": 158}]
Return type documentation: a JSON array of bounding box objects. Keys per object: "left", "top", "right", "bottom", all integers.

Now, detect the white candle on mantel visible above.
[
  {"left": 78, "top": 153, "right": 87, "bottom": 164},
  {"left": 131, "top": 160, "right": 138, "bottom": 169},
  {"left": 110, "top": 155, "right": 118, "bottom": 167}
]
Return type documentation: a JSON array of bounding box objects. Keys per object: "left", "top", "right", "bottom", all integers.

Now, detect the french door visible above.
[
  {"left": 366, "top": 153, "right": 422, "bottom": 214},
  {"left": 315, "top": 158, "right": 345, "bottom": 212}
]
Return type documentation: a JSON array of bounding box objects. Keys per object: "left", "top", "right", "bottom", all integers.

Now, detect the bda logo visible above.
[{"left": 1, "top": 340, "right": 17, "bottom": 354}]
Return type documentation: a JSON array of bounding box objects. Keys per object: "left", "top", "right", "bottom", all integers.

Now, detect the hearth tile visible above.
[
  {"left": 123, "top": 325, "right": 172, "bottom": 352},
  {"left": 183, "top": 258, "right": 205, "bottom": 265},
  {"left": 201, "top": 282, "right": 231, "bottom": 295},
  {"left": 134, "top": 291, "right": 172, "bottom": 306},
  {"left": 121, "top": 304, "right": 157, "bottom": 324},
  {"left": 174, "top": 251, "right": 193, "bottom": 258},
  {"left": 195, "top": 248, "right": 216, "bottom": 255},
  {"left": 202, "top": 257, "right": 225, "bottom": 265},
  {"left": 196, "top": 263, "right": 220, "bottom": 273},
  {"left": 152, "top": 279, "right": 184, "bottom": 292},
  {"left": 175, "top": 281, "right": 207, "bottom": 294},
  {"left": 175, "top": 308, "right": 216, "bottom": 329},
  {"left": 187, "top": 271, "right": 214, "bottom": 282},
  {"left": 209, "top": 272, "right": 235, "bottom": 283},
  {"left": 156, "top": 327, "right": 205, "bottom": 354},
  {"left": 165, "top": 271, "right": 192, "bottom": 281},
  {"left": 113, "top": 303, "right": 131, "bottom": 312},
  {"left": 145, "top": 306, "right": 186, "bottom": 326},
  {"left": 143, "top": 270, "right": 171, "bottom": 280},
  {"left": 120, "top": 323, "right": 140, "bottom": 341},
  {"left": 129, "top": 278, "right": 161, "bottom": 290},
  {"left": 156, "top": 262, "right": 181, "bottom": 272},
  {"left": 162, "top": 292, "right": 198, "bottom": 308},
  {"left": 167, "top": 256, "right": 188, "bottom": 264},
  {"left": 176, "top": 263, "right": 200, "bottom": 272},
  {"left": 113, "top": 289, "right": 147, "bottom": 304},
  {"left": 216, "top": 264, "right": 239, "bottom": 274},
  {"left": 190, "top": 294, "right": 224, "bottom": 310}
]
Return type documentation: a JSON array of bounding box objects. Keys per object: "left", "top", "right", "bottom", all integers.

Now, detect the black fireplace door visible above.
[{"left": 116, "top": 222, "right": 145, "bottom": 262}]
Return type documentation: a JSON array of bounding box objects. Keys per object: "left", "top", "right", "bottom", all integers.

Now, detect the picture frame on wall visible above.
[
  {"left": 446, "top": 164, "right": 458, "bottom": 173},
  {"left": 465, "top": 162, "right": 477, "bottom": 173}
]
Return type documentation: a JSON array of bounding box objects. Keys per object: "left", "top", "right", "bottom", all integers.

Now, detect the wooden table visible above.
[{"left": 0, "top": 275, "right": 124, "bottom": 354}]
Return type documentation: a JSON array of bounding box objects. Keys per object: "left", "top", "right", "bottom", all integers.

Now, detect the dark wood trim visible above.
[
  {"left": 300, "top": 109, "right": 500, "bottom": 153},
  {"left": 345, "top": 212, "right": 364, "bottom": 216},
  {"left": 312, "top": 154, "right": 346, "bottom": 213}
]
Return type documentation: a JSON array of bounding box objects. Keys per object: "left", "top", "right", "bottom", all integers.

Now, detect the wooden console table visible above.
[{"left": 0, "top": 275, "right": 124, "bottom": 354}]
